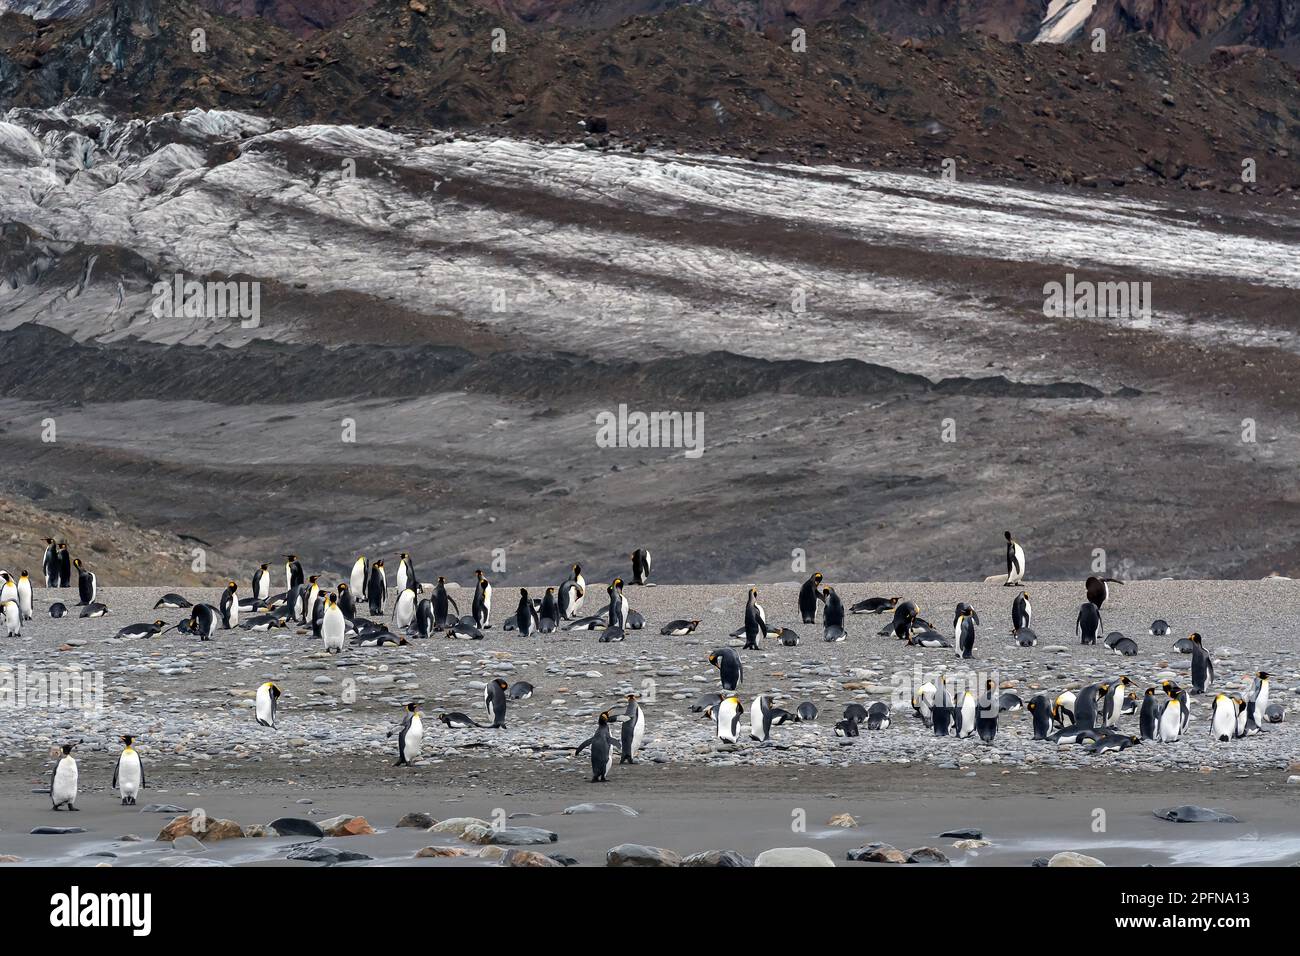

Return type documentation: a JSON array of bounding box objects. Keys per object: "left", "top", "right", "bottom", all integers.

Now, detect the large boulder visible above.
[
  {"left": 755, "top": 847, "right": 835, "bottom": 867},
  {"left": 606, "top": 844, "right": 682, "bottom": 867},
  {"left": 157, "top": 815, "right": 244, "bottom": 843}
]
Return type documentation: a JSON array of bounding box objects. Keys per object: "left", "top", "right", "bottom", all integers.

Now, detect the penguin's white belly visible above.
[
  {"left": 1211, "top": 705, "right": 1236, "bottom": 741},
  {"left": 17, "top": 582, "right": 32, "bottom": 618},
  {"left": 322, "top": 609, "right": 346, "bottom": 650},
  {"left": 405, "top": 719, "right": 423, "bottom": 758},
  {"left": 1158, "top": 704, "right": 1182, "bottom": 741},
  {"left": 350, "top": 563, "right": 365, "bottom": 593},
  {"left": 256, "top": 690, "right": 275, "bottom": 725},
  {"left": 118, "top": 752, "right": 142, "bottom": 797},
  {"left": 226, "top": 600, "right": 239, "bottom": 627},
  {"left": 52, "top": 759, "right": 77, "bottom": 804},
  {"left": 631, "top": 712, "right": 644, "bottom": 752},
  {"left": 749, "top": 700, "right": 764, "bottom": 738},
  {"left": 2, "top": 603, "right": 19, "bottom": 636}
]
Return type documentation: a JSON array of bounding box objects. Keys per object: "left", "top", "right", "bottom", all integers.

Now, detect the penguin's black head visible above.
[
  {"left": 338, "top": 583, "right": 349, "bottom": 592},
  {"left": 1129, "top": 736, "right": 1140, "bottom": 745},
  {"left": 227, "top": 581, "right": 237, "bottom": 589},
  {"left": 121, "top": 735, "right": 133, "bottom": 746},
  {"left": 613, "top": 578, "right": 624, "bottom": 589},
  {"left": 598, "top": 711, "right": 611, "bottom": 725},
  {"left": 438, "top": 576, "right": 446, "bottom": 584},
  {"left": 400, "top": 552, "right": 408, "bottom": 559},
  {"left": 520, "top": 588, "right": 528, "bottom": 597},
  {"left": 474, "top": 568, "right": 483, "bottom": 578},
  {"left": 708, "top": 653, "right": 717, "bottom": 665},
  {"left": 72, "top": 559, "right": 81, "bottom": 568},
  {"left": 406, "top": 702, "right": 419, "bottom": 713},
  {"left": 286, "top": 554, "right": 297, "bottom": 560},
  {"left": 546, "top": 587, "right": 554, "bottom": 594},
  {"left": 495, "top": 678, "right": 509, "bottom": 690},
  {"left": 1190, "top": 632, "right": 1202, "bottom": 644},
  {"left": 1027, "top": 700, "right": 1037, "bottom": 711},
  {"left": 61, "top": 744, "right": 74, "bottom": 754},
  {"left": 43, "top": 537, "right": 53, "bottom": 545},
  {"left": 813, "top": 571, "right": 823, "bottom": 583},
  {"left": 308, "top": 574, "right": 319, "bottom": 583},
  {"left": 1258, "top": 671, "right": 1270, "bottom": 680},
  {"left": 626, "top": 693, "right": 637, "bottom": 701},
  {"left": 1004, "top": 531, "right": 1012, "bottom": 541},
  {"left": 1144, "top": 687, "right": 1155, "bottom": 696},
  {"left": 260, "top": 563, "right": 268, "bottom": 570},
  {"left": 153, "top": 620, "right": 166, "bottom": 627},
  {"left": 573, "top": 564, "right": 582, "bottom": 574}
]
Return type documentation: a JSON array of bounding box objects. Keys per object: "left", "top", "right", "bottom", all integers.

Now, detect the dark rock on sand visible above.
[
  {"left": 481, "top": 826, "right": 558, "bottom": 846},
  {"left": 939, "top": 827, "right": 983, "bottom": 839},
  {"left": 1153, "top": 806, "right": 1240, "bottom": 824},
  {"left": 682, "top": 849, "right": 753, "bottom": 867},
  {"left": 268, "top": 817, "right": 326, "bottom": 838},
  {"left": 847, "top": 843, "right": 907, "bottom": 863},
  {"left": 30, "top": 826, "right": 87, "bottom": 835},
  {"left": 906, "top": 846, "right": 951, "bottom": 865},
  {"left": 501, "top": 849, "right": 563, "bottom": 867},
  {"left": 397, "top": 812, "right": 437, "bottom": 829},
  {"left": 286, "top": 845, "right": 372, "bottom": 864},
  {"left": 607, "top": 843, "right": 682, "bottom": 867}
]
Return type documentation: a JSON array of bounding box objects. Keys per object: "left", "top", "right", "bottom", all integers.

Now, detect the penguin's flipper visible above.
[
  {"left": 574, "top": 736, "right": 594, "bottom": 756},
  {"left": 111, "top": 755, "right": 120, "bottom": 790}
]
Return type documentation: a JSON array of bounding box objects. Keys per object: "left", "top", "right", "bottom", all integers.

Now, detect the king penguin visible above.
[
  {"left": 350, "top": 555, "right": 369, "bottom": 600},
  {"left": 321, "top": 593, "right": 346, "bottom": 653},
  {"left": 716, "top": 695, "right": 743, "bottom": 744},
  {"left": 50, "top": 742, "right": 80, "bottom": 810},
  {"left": 631, "top": 548, "right": 652, "bottom": 586},
  {"left": 16, "top": 571, "right": 32, "bottom": 621},
  {"left": 218, "top": 581, "right": 239, "bottom": 629},
  {"left": 485, "top": 677, "right": 509, "bottom": 728},
  {"left": 389, "top": 702, "right": 424, "bottom": 766},
  {"left": 743, "top": 586, "right": 767, "bottom": 650},
  {"left": 367, "top": 560, "right": 387, "bottom": 616},
  {"left": 1138, "top": 686, "right": 1160, "bottom": 740},
  {"left": 1027, "top": 694, "right": 1052, "bottom": 740},
  {"left": 73, "top": 558, "right": 96, "bottom": 606},
  {"left": 56, "top": 542, "right": 72, "bottom": 588},
  {"left": 1246, "top": 671, "right": 1271, "bottom": 732},
  {"left": 1188, "top": 633, "right": 1214, "bottom": 694},
  {"left": 111, "top": 735, "right": 145, "bottom": 805},
  {"left": 1076, "top": 602, "right": 1102, "bottom": 645},
  {"left": 798, "top": 572, "right": 824, "bottom": 624},
  {"left": 620, "top": 694, "right": 645, "bottom": 763},
  {"left": 432, "top": 576, "right": 458, "bottom": 627},
  {"left": 284, "top": 554, "right": 304, "bottom": 592},
  {"left": 1157, "top": 686, "right": 1184, "bottom": 742},
  {"left": 255, "top": 681, "right": 281, "bottom": 728},
  {"left": 1004, "top": 531, "right": 1026, "bottom": 585},
  {"left": 709, "top": 647, "right": 743, "bottom": 691},
  {"left": 515, "top": 588, "right": 541, "bottom": 636},
  {"left": 42, "top": 538, "right": 57, "bottom": 588},
  {"left": 575, "top": 711, "right": 618, "bottom": 782},
  {"left": 252, "top": 563, "right": 270, "bottom": 602},
  {"left": 1210, "top": 694, "right": 1237, "bottom": 743},
  {"left": 472, "top": 569, "right": 492, "bottom": 629},
  {"left": 1011, "top": 590, "right": 1031, "bottom": 633},
  {"left": 822, "top": 586, "right": 846, "bottom": 643}
]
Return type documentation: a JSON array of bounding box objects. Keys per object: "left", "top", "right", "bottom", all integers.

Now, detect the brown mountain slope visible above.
[{"left": 1, "top": 0, "right": 1298, "bottom": 192}]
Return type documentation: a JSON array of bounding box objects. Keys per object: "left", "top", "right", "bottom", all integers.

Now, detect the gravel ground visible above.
[{"left": 2, "top": 580, "right": 1296, "bottom": 779}]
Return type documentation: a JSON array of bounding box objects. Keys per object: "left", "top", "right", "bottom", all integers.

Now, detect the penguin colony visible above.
[{"left": 6, "top": 534, "right": 1286, "bottom": 799}]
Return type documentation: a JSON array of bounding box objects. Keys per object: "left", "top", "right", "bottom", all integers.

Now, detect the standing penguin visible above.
[
  {"left": 2, "top": 600, "right": 21, "bottom": 637},
  {"left": 321, "top": 593, "right": 346, "bottom": 653},
  {"left": 954, "top": 688, "right": 977, "bottom": 738},
  {"left": 1138, "top": 687, "right": 1161, "bottom": 740},
  {"left": 716, "top": 695, "right": 743, "bottom": 744},
  {"left": 111, "top": 735, "right": 145, "bottom": 805},
  {"left": 485, "top": 677, "right": 509, "bottom": 728},
  {"left": 56, "top": 543, "right": 72, "bottom": 588},
  {"left": 1102, "top": 676, "right": 1132, "bottom": 723},
  {"left": 975, "top": 680, "right": 999, "bottom": 743},
  {"left": 42, "top": 538, "right": 58, "bottom": 588},
  {"left": 50, "top": 742, "right": 80, "bottom": 810},
  {"left": 389, "top": 702, "right": 424, "bottom": 766},
  {"left": 1076, "top": 602, "right": 1102, "bottom": 645},
  {"left": 255, "top": 682, "right": 282, "bottom": 728},
  {"left": 631, "top": 549, "right": 652, "bottom": 586},
  {"left": 538, "top": 587, "right": 560, "bottom": 631},
  {"left": 749, "top": 695, "right": 778, "bottom": 742},
  {"left": 1026, "top": 694, "right": 1053, "bottom": 740},
  {"left": 560, "top": 564, "right": 585, "bottom": 619},
  {"left": 432, "top": 576, "right": 458, "bottom": 627},
  {"left": 218, "top": 581, "right": 239, "bottom": 629},
  {"left": 955, "top": 608, "right": 976, "bottom": 659},
  {"left": 1157, "top": 686, "right": 1183, "bottom": 742},
  {"left": 607, "top": 578, "right": 629, "bottom": 631},
  {"left": 576, "top": 711, "right": 619, "bottom": 782},
  {"left": 1085, "top": 575, "right": 1122, "bottom": 610},
  {"left": 73, "top": 559, "right": 96, "bottom": 606},
  {"left": 395, "top": 553, "right": 417, "bottom": 595},
  {"left": 1188, "top": 633, "right": 1214, "bottom": 694},
  {"left": 620, "top": 694, "right": 645, "bottom": 763},
  {"left": 471, "top": 569, "right": 492, "bottom": 629},
  {"left": 515, "top": 588, "right": 541, "bottom": 637},
  {"left": 393, "top": 587, "right": 417, "bottom": 629},
  {"left": 798, "top": 572, "right": 824, "bottom": 624},
  {"left": 1074, "top": 683, "right": 1104, "bottom": 728},
  {"left": 1246, "top": 672, "right": 1271, "bottom": 732},
  {"left": 1011, "top": 590, "right": 1031, "bottom": 633},
  {"left": 743, "top": 587, "right": 767, "bottom": 650},
  {"left": 336, "top": 582, "right": 357, "bottom": 621},
  {"left": 1004, "top": 531, "right": 1026, "bottom": 585},
  {"left": 284, "top": 554, "right": 304, "bottom": 593},
  {"left": 368, "top": 560, "right": 388, "bottom": 616},
  {"left": 350, "top": 555, "right": 369, "bottom": 600},
  {"left": 1210, "top": 694, "right": 1237, "bottom": 743},
  {"left": 822, "top": 586, "right": 846, "bottom": 643},
  {"left": 709, "top": 647, "right": 743, "bottom": 691},
  {"left": 251, "top": 564, "right": 270, "bottom": 602},
  {"left": 16, "top": 571, "right": 33, "bottom": 622},
  {"left": 189, "top": 603, "right": 218, "bottom": 641}
]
